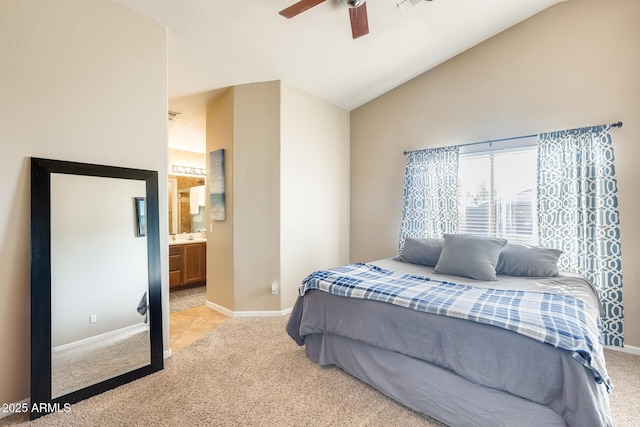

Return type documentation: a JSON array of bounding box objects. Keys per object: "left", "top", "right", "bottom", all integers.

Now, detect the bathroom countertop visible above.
[{"left": 169, "top": 237, "right": 207, "bottom": 245}]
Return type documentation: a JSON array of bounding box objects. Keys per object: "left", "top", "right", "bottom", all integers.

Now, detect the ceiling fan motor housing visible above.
[{"left": 339, "top": 0, "right": 366, "bottom": 8}]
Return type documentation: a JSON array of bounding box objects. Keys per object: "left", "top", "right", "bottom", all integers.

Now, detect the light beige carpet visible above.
[{"left": 2, "top": 316, "right": 639, "bottom": 426}]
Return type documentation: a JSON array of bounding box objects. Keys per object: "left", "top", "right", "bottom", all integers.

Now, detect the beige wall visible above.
[
  {"left": 206, "top": 89, "right": 235, "bottom": 310},
  {"left": 206, "top": 81, "right": 350, "bottom": 313},
  {"left": 0, "top": 0, "right": 168, "bottom": 405},
  {"left": 351, "top": 0, "right": 640, "bottom": 346},
  {"left": 280, "top": 83, "right": 351, "bottom": 309},
  {"left": 233, "top": 82, "right": 282, "bottom": 311}
]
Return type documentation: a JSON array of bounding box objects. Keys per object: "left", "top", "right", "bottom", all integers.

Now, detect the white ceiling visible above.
[{"left": 115, "top": 0, "right": 563, "bottom": 153}]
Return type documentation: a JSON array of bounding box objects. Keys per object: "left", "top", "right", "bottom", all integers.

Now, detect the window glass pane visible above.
[
  {"left": 493, "top": 150, "right": 538, "bottom": 244},
  {"left": 457, "top": 148, "right": 537, "bottom": 244},
  {"left": 458, "top": 156, "right": 492, "bottom": 236}
]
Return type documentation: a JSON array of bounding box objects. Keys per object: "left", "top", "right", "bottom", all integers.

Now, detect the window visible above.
[{"left": 457, "top": 146, "right": 538, "bottom": 244}]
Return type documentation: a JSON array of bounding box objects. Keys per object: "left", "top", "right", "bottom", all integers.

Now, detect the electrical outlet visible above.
[
  {"left": 271, "top": 282, "right": 278, "bottom": 295},
  {"left": 90, "top": 314, "right": 97, "bottom": 324}
]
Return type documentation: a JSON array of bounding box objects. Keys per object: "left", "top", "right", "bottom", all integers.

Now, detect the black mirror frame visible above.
[{"left": 30, "top": 157, "right": 164, "bottom": 420}]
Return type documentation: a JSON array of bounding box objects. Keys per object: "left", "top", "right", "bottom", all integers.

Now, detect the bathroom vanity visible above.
[{"left": 169, "top": 239, "right": 206, "bottom": 289}]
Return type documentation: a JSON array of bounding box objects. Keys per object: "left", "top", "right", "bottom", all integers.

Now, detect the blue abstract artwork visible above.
[{"left": 209, "top": 149, "right": 226, "bottom": 220}]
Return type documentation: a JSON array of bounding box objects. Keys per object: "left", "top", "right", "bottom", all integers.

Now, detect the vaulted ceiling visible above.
[{"left": 115, "top": 0, "right": 564, "bottom": 152}]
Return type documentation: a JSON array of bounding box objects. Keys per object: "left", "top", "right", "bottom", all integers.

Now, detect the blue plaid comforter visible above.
[{"left": 300, "top": 263, "right": 612, "bottom": 392}]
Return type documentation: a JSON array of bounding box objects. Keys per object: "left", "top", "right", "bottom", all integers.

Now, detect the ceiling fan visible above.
[
  {"left": 279, "top": 0, "right": 370, "bottom": 39},
  {"left": 279, "top": 0, "right": 431, "bottom": 39}
]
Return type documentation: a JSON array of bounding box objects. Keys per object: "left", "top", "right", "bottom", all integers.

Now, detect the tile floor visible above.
[{"left": 169, "top": 305, "right": 228, "bottom": 353}]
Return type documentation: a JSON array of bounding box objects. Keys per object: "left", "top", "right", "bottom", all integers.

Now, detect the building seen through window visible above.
[{"left": 457, "top": 147, "right": 538, "bottom": 244}]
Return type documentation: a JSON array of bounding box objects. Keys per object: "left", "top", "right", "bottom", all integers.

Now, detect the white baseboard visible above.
[
  {"left": 163, "top": 348, "right": 172, "bottom": 359},
  {"left": 52, "top": 323, "right": 149, "bottom": 353},
  {"left": 0, "top": 397, "right": 29, "bottom": 419},
  {"left": 605, "top": 344, "right": 640, "bottom": 356},
  {"left": 206, "top": 300, "right": 234, "bottom": 317},
  {"left": 206, "top": 300, "right": 292, "bottom": 318}
]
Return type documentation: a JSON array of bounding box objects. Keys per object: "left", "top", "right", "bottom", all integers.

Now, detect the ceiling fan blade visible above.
[
  {"left": 349, "top": 3, "right": 369, "bottom": 39},
  {"left": 279, "top": 0, "right": 327, "bottom": 18}
]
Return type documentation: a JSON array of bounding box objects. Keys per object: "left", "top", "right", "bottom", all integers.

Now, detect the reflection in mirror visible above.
[
  {"left": 168, "top": 174, "right": 206, "bottom": 234},
  {"left": 50, "top": 174, "right": 150, "bottom": 398},
  {"left": 168, "top": 177, "right": 178, "bottom": 234},
  {"left": 30, "top": 158, "right": 163, "bottom": 420}
]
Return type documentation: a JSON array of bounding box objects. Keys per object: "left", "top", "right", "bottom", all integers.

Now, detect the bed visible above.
[{"left": 286, "top": 235, "right": 613, "bottom": 427}]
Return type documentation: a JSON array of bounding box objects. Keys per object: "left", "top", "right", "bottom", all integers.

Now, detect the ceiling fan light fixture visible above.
[
  {"left": 396, "top": 0, "right": 424, "bottom": 12},
  {"left": 339, "top": 0, "right": 366, "bottom": 8}
]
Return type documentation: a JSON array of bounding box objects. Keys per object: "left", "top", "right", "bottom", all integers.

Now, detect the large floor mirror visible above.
[{"left": 30, "top": 158, "right": 163, "bottom": 419}]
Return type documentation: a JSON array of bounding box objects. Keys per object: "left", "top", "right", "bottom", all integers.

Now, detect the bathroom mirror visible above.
[
  {"left": 168, "top": 174, "right": 206, "bottom": 234},
  {"left": 30, "top": 158, "right": 163, "bottom": 419}
]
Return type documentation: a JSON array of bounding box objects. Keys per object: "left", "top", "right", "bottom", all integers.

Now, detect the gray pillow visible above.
[
  {"left": 496, "top": 243, "right": 563, "bottom": 277},
  {"left": 395, "top": 238, "right": 444, "bottom": 268},
  {"left": 434, "top": 234, "right": 507, "bottom": 281}
]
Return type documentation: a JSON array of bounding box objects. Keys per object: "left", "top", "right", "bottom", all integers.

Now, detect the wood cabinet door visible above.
[
  {"left": 182, "top": 243, "right": 206, "bottom": 285},
  {"left": 169, "top": 245, "right": 182, "bottom": 288}
]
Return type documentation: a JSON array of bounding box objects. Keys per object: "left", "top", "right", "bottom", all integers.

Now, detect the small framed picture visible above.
[{"left": 134, "top": 197, "right": 146, "bottom": 237}]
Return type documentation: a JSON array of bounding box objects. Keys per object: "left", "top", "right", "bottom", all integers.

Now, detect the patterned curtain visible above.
[
  {"left": 399, "top": 146, "right": 459, "bottom": 251},
  {"left": 537, "top": 125, "right": 624, "bottom": 346}
]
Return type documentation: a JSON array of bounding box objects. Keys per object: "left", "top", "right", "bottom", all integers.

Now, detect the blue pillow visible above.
[
  {"left": 395, "top": 238, "right": 444, "bottom": 268},
  {"left": 496, "top": 243, "right": 562, "bottom": 277},
  {"left": 434, "top": 234, "right": 507, "bottom": 281}
]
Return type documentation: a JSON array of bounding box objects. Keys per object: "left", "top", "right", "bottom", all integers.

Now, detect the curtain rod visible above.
[{"left": 404, "top": 121, "right": 623, "bottom": 155}]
